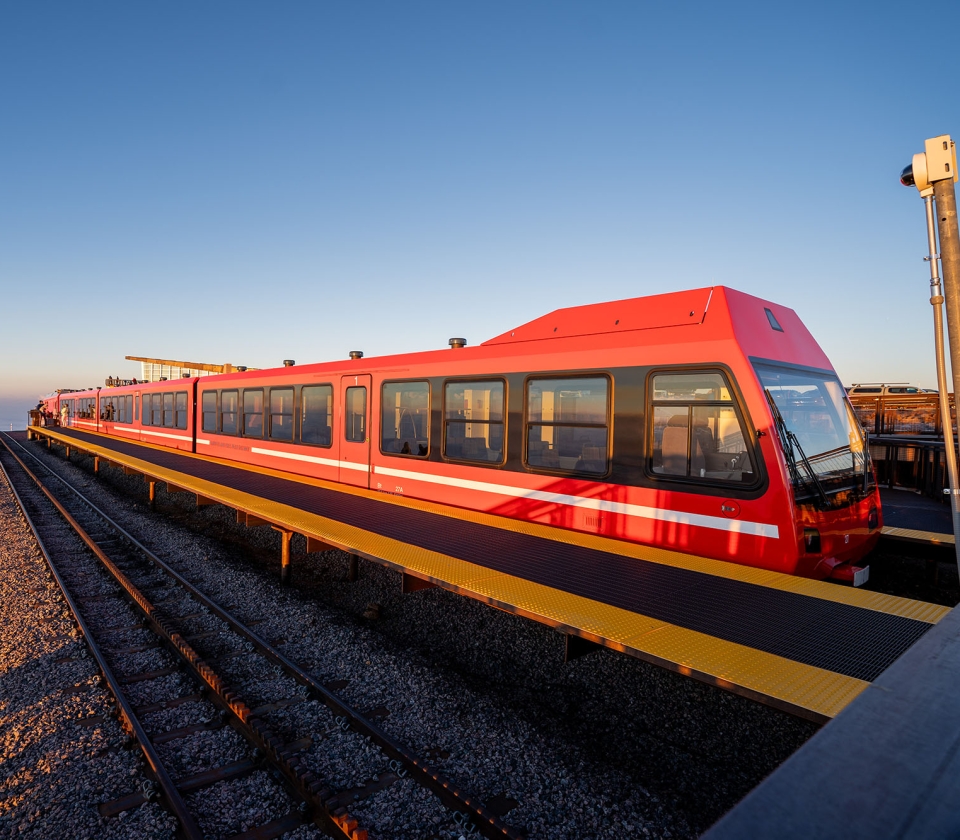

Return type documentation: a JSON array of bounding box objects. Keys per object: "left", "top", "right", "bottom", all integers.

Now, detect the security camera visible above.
[{"left": 901, "top": 135, "right": 957, "bottom": 193}]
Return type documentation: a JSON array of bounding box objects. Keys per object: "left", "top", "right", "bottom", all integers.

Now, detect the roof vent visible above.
[
  {"left": 236, "top": 366, "right": 247, "bottom": 372},
  {"left": 283, "top": 359, "right": 295, "bottom": 367},
  {"left": 349, "top": 350, "right": 364, "bottom": 360},
  {"left": 448, "top": 337, "right": 467, "bottom": 349}
]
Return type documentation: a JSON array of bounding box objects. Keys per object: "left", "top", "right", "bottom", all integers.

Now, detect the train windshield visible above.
[{"left": 754, "top": 362, "right": 869, "bottom": 502}]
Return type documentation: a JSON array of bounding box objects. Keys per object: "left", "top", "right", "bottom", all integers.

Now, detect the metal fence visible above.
[
  {"left": 848, "top": 395, "right": 957, "bottom": 500},
  {"left": 869, "top": 436, "right": 952, "bottom": 500},
  {"left": 849, "top": 393, "right": 956, "bottom": 437}
]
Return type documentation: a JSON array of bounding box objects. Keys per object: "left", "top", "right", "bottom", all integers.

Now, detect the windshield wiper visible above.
[{"left": 764, "top": 389, "right": 829, "bottom": 508}]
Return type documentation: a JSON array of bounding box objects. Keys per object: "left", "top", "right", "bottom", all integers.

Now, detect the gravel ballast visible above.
[
  {"left": 4, "top": 433, "right": 867, "bottom": 838},
  {"left": 0, "top": 459, "right": 177, "bottom": 840}
]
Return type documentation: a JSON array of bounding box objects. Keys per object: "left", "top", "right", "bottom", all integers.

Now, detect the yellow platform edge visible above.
[{"left": 881, "top": 525, "right": 955, "bottom": 546}]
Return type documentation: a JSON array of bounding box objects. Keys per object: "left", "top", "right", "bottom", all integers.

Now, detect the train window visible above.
[
  {"left": 101, "top": 396, "right": 126, "bottom": 422},
  {"left": 243, "top": 389, "right": 264, "bottom": 437},
  {"left": 142, "top": 394, "right": 155, "bottom": 425},
  {"left": 381, "top": 381, "right": 429, "bottom": 457},
  {"left": 220, "top": 390, "right": 239, "bottom": 435},
  {"left": 443, "top": 380, "right": 504, "bottom": 463},
  {"left": 756, "top": 363, "right": 866, "bottom": 495},
  {"left": 175, "top": 392, "right": 188, "bottom": 429},
  {"left": 300, "top": 385, "right": 333, "bottom": 446},
  {"left": 344, "top": 386, "right": 367, "bottom": 443},
  {"left": 269, "top": 388, "right": 294, "bottom": 441},
  {"left": 162, "top": 393, "right": 175, "bottom": 427},
  {"left": 134, "top": 394, "right": 139, "bottom": 422},
  {"left": 525, "top": 377, "right": 609, "bottom": 474},
  {"left": 649, "top": 372, "right": 754, "bottom": 483},
  {"left": 125, "top": 395, "right": 133, "bottom": 424},
  {"left": 201, "top": 391, "right": 217, "bottom": 433}
]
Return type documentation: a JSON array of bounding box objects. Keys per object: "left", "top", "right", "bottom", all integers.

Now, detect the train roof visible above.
[
  {"left": 483, "top": 285, "right": 830, "bottom": 367},
  {"left": 48, "top": 286, "right": 833, "bottom": 391}
]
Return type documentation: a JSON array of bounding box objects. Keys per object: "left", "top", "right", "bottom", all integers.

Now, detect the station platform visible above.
[
  {"left": 704, "top": 598, "right": 960, "bottom": 839},
  {"left": 880, "top": 487, "right": 955, "bottom": 547},
  {"left": 21, "top": 426, "right": 952, "bottom": 724}
]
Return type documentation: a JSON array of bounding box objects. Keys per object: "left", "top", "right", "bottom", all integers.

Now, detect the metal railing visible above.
[
  {"left": 849, "top": 393, "right": 956, "bottom": 437},
  {"left": 868, "top": 435, "right": 958, "bottom": 500}
]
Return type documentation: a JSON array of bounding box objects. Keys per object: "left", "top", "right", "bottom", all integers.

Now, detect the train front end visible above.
[{"left": 754, "top": 361, "right": 881, "bottom": 584}]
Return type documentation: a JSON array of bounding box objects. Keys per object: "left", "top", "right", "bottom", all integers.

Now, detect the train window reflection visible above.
[
  {"left": 162, "top": 393, "right": 175, "bottom": 428},
  {"left": 344, "top": 387, "right": 366, "bottom": 443},
  {"left": 201, "top": 392, "right": 217, "bottom": 433},
  {"left": 175, "top": 392, "right": 188, "bottom": 429},
  {"left": 755, "top": 363, "right": 865, "bottom": 492},
  {"left": 525, "top": 376, "right": 608, "bottom": 474},
  {"left": 382, "top": 381, "right": 429, "bottom": 457},
  {"left": 220, "top": 390, "right": 239, "bottom": 435},
  {"left": 650, "top": 372, "right": 754, "bottom": 483},
  {"left": 443, "top": 380, "right": 504, "bottom": 463},
  {"left": 243, "top": 389, "right": 264, "bottom": 437},
  {"left": 300, "top": 385, "right": 333, "bottom": 446},
  {"left": 269, "top": 388, "right": 294, "bottom": 441}
]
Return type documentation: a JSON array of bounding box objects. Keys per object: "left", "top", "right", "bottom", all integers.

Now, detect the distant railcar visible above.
[{"left": 41, "top": 286, "right": 881, "bottom": 583}]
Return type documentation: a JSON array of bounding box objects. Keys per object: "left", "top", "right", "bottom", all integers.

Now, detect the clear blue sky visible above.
[{"left": 2, "top": 1, "right": 958, "bottom": 428}]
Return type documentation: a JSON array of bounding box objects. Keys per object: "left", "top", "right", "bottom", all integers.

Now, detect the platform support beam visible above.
[
  {"left": 94, "top": 456, "right": 100, "bottom": 475},
  {"left": 148, "top": 480, "right": 156, "bottom": 507},
  {"left": 238, "top": 510, "right": 269, "bottom": 528},
  {"left": 274, "top": 528, "right": 293, "bottom": 586},
  {"left": 306, "top": 536, "right": 335, "bottom": 554},
  {"left": 402, "top": 573, "right": 436, "bottom": 594},
  {"left": 347, "top": 553, "right": 359, "bottom": 582},
  {"left": 564, "top": 633, "right": 603, "bottom": 663},
  {"left": 195, "top": 494, "right": 216, "bottom": 508}
]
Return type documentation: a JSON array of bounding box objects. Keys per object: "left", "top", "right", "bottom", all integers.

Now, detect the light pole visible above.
[{"left": 901, "top": 135, "right": 960, "bottom": 574}]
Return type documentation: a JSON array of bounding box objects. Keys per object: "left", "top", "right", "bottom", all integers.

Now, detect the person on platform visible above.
[{"left": 60, "top": 404, "right": 69, "bottom": 426}]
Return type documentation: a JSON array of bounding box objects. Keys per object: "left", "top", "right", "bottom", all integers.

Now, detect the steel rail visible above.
[
  {"left": 0, "top": 436, "right": 204, "bottom": 840},
  {"left": 6, "top": 431, "right": 524, "bottom": 839},
  {"left": 1, "top": 433, "right": 362, "bottom": 840}
]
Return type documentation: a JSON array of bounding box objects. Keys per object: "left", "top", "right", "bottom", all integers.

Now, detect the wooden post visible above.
[
  {"left": 94, "top": 456, "right": 100, "bottom": 475},
  {"left": 148, "top": 480, "right": 156, "bottom": 507},
  {"left": 347, "top": 553, "right": 359, "bottom": 582}
]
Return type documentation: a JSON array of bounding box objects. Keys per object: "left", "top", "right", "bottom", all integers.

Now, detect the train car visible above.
[
  {"left": 101, "top": 378, "right": 199, "bottom": 452},
  {"left": 38, "top": 287, "right": 879, "bottom": 582},
  {"left": 179, "top": 286, "right": 879, "bottom": 584},
  {"left": 45, "top": 379, "right": 199, "bottom": 454}
]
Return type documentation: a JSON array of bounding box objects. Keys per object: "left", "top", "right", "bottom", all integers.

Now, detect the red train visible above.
[{"left": 41, "top": 286, "right": 881, "bottom": 584}]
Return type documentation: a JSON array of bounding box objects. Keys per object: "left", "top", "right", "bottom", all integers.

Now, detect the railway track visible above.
[{"left": 0, "top": 432, "right": 525, "bottom": 840}]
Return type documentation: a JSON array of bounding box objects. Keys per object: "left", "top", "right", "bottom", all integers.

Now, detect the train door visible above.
[{"left": 339, "top": 374, "right": 371, "bottom": 487}]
